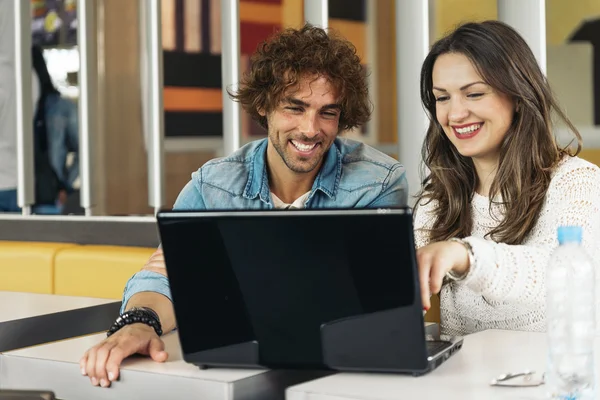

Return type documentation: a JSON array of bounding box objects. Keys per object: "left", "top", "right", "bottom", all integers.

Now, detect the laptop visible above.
[{"left": 157, "top": 208, "right": 463, "bottom": 375}]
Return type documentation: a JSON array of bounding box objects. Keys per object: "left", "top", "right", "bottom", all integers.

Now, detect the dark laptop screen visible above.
[{"left": 158, "top": 209, "right": 420, "bottom": 368}]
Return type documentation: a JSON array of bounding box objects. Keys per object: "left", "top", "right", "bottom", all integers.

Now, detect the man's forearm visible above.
[{"left": 125, "top": 292, "right": 176, "bottom": 333}]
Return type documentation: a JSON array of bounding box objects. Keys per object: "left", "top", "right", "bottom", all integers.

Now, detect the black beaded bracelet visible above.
[{"left": 106, "top": 307, "right": 163, "bottom": 337}]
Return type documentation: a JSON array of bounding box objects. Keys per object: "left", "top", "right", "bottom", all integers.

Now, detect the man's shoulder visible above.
[
  {"left": 336, "top": 137, "right": 404, "bottom": 174},
  {"left": 326, "top": 138, "right": 407, "bottom": 207},
  {"left": 192, "top": 139, "right": 265, "bottom": 193}
]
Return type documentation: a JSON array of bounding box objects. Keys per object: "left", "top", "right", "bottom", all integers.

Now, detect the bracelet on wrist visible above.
[
  {"left": 446, "top": 238, "right": 474, "bottom": 281},
  {"left": 107, "top": 307, "right": 163, "bottom": 337}
]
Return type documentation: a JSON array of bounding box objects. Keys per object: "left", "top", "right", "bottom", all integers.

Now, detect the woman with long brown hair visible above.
[{"left": 415, "top": 20, "right": 600, "bottom": 336}]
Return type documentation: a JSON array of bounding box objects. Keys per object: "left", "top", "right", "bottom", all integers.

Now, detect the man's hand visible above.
[
  {"left": 80, "top": 324, "right": 168, "bottom": 388},
  {"left": 141, "top": 249, "right": 168, "bottom": 276},
  {"left": 416, "top": 240, "right": 470, "bottom": 311}
]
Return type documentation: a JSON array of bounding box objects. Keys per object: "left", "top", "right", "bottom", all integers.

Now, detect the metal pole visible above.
[
  {"left": 221, "top": 0, "right": 241, "bottom": 155},
  {"left": 141, "top": 0, "right": 165, "bottom": 214},
  {"left": 396, "top": 0, "right": 429, "bottom": 206},
  {"left": 304, "top": 0, "right": 328, "bottom": 29},
  {"left": 365, "top": 0, "right": 378, "bottom": 144},
  {"left": 14, "top": 0, "right": 34, "bottom": 214},
  {"left": 77, "top": 0, "right": 98, "bottom": 216},
  {"left": 498, "top": 0, "right": 546, "bottom": 74}
]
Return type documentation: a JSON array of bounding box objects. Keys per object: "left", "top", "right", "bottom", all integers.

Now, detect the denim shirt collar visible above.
[{"left": 243, "top": 138, "right": 342, "bottom": 205}]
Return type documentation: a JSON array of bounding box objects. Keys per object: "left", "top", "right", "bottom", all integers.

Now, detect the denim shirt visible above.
[
  {"left": 120, "top": 137, "right": 408, "bottom": 313},
  {"left": 44, "top": 93, "right": 79, "bottom": 192}
]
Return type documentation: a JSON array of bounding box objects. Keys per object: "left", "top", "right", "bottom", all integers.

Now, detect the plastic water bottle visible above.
[{"left": 546, "top": 226, "right": 596, "bottom": 399}]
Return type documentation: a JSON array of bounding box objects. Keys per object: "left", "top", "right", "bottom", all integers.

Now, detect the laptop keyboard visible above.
[{"left": 426, "top": 340, "right": 452, "bottom": 356}]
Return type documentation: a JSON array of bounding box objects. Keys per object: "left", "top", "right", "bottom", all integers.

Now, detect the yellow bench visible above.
[
  {"left": 0, "top": 241, "right": 76, "bottom": 294},
  {"left": 0, "top": 241, "right": 154, "bottom": 299},
  {"left": 1, "top": 240, "right": 439, "bottom": 320},
  {"left": 54, "top": 245, "right": 155, "bottom": 299}
]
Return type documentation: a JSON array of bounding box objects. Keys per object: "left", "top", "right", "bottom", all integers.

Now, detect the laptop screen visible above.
[{"left": 158, "top": 209, "right": 421, "bottom": 368}]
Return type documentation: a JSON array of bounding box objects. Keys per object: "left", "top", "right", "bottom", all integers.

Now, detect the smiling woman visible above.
[
  {"left": 412, "top": 20, "right": 600, "bottom": 338},
  {"left": 431, "top": 53, "right": 515, "bottom": 173}
]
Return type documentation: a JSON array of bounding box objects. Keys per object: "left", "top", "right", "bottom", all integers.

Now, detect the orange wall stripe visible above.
[
  {"left": 240, "top": 1, "right": 282, "bottom": 25},
  {"left": 282, "top": 0, "right": 303, "bottom": 28},
  {"left": 164, "top": 87, "right": 223, "bottom": 112},
  {"left": 329, "top": 18, "right": 367, "bottom": 64}
]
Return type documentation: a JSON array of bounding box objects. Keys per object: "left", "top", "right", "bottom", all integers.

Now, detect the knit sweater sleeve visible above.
[
  {"left": 458, "top": 159, "right": 600, "bottom": 310},
  {"left": 413, "top": 198, "right": 437, "bottom": 249}
]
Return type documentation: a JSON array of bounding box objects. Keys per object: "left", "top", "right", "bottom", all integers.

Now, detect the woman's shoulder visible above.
[
  {"left": 413, "top": 195, "right": 438, "bottom": 226},
  {"left": 551, "top": 155, "right": 600, "bottom": 183},
  {"left": 412, "top": 195, "right": 439, "bottom": 247},
  {"left": 545, "top": 156, "right": 600, "bottom": 205},
  {"left": 414, "top": 194, "right": 438, "bottom": 213}
]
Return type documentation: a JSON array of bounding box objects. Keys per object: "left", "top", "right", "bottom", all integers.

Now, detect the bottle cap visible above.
[{"left": 557, "top": 226, "right": 583, "bottom": 245}]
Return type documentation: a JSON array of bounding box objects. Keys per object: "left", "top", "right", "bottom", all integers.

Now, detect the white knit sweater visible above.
[{"left": 414, "top": 156, "right": 600, "bottom": 336}]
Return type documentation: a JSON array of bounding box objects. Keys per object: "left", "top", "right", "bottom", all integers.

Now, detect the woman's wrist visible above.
[{"left": 447, "top": 238, "right": 474, "bottom": 281}]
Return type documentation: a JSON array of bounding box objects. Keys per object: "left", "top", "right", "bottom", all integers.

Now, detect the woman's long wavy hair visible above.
[{"left": 417, "top": 20, "right": 582, "bottom": 245}]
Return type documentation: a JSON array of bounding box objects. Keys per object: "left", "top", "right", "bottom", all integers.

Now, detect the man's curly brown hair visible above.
[{"left": 229, "top": 24, "right": 371, "bottom": 132}]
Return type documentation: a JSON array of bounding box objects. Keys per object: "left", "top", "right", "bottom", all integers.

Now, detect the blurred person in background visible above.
[
  {"left": 0, "top": 33, "right": 79, "bottom": 213},
  {"left": 31, "top": 44, "right": 79, "bottom": 215}
]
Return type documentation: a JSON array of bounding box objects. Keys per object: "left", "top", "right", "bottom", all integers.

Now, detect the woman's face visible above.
[{"left": 432, "top": 52, "right": 515, "bottom": 166}]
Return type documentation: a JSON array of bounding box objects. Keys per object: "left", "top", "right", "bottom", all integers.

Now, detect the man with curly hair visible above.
[{"left": 80, "top": 24, "right": 408, "bottom": 388}]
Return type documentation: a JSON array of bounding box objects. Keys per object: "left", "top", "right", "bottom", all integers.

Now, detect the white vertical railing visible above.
[
  {"left": 365, "top": 0, "right": 378, "bottom": 145},
  {"left": 140, "top": 0, "right": 165, "bottom": 213},
  {"left": 14, "top": 0, "right": 34, "bottom": 215},
  {"left": 304, "top": 0, "right": 328, "bottom": 29},
  {"left": 396, "top": 0, "right": 429, "bottom": 205},
  {"left": 498, "top": 0, "right": 546, "bottom": 74},
  {"left": 77, "top": 0, "right": 98, "bottom": 216},
  {"left": 221, "top": 0, "right": 241, "bottom": 156}
]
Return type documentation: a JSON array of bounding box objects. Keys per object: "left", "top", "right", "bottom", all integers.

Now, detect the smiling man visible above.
[{"left": 80, "top": 24, "right": 408, "bottom": 388}]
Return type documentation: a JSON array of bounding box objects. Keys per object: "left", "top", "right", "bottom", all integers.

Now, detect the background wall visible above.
[
  {"left": 99, "top": 0, "right": 370, "bottom": 215},
  {"left": 51, "top": 0, "right": 600, "bottom": 215},
  {"left": 100, "top": 0, "right": 216, "bottom": 215}
]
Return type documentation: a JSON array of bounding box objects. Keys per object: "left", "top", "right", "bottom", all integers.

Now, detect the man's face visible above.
[{"left": 263, "top": 75, "right": 341, "bottom": 175}]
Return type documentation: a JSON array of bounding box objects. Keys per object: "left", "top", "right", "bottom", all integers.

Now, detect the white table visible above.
[
  {"left": 0, "top": 331, "right": 330, "bottom": 400},
  {"left": 286, "top": 329, "right": 600, "bottom": 400},
  {"left": 0, "top": 292, "right": 117, "bottom": 321},
  {"left": 0, "top": 291, "right": 121, "bottom": 351}
]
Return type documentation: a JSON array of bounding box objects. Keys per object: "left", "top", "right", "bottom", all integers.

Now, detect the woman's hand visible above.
[{"left": 416, "top": 240, "right": 470, "bottom": 310}]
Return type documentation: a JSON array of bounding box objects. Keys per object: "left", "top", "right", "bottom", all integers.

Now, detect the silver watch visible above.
[{"left": 446, "top": 238, "right": 474, "bottom": 281}]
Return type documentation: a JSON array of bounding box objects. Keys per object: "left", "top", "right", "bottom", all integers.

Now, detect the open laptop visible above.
[{"left": 156, "top": 208, "right": 463, "bottom": 375}]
